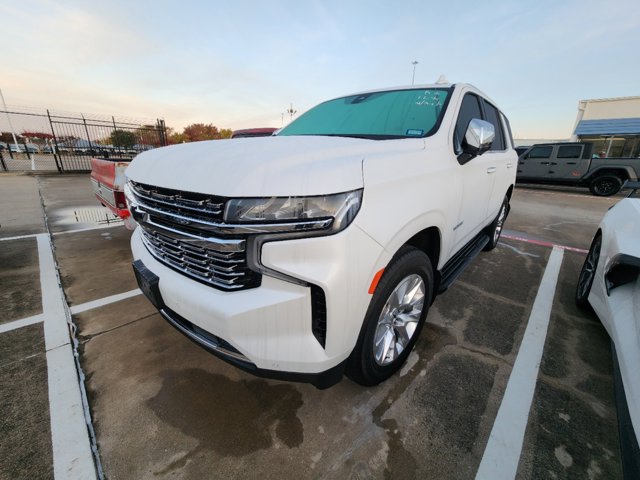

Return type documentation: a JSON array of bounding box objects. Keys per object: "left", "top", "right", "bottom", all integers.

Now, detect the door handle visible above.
[
  {"left": 507, "top": 162, "right": 513, "bottom": 168},
  {"left": 540, "top": 161, "right": 550, "bottom": 165},
  {"left": 550, "top": 162, "right": 558, "bottom": 165},
  {"left": 487, "top": 166, "right": 497, "bottom": 174}
]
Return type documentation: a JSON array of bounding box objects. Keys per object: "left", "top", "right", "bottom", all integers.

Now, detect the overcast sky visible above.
[{"left": 2, "top": 0, "right": 639, "bottom": 138}]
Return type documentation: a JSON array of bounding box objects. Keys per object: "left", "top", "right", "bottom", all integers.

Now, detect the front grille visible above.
[
  {"left": 130, "top": 181, "right": 262, "bottom": 291},
  {"left": 130, "top": 181, "right": 226, "bottom": 223}
]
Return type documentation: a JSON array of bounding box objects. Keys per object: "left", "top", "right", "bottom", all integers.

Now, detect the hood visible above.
[{"left": 125, "top": 135, "right": 424, "bottom": 197}]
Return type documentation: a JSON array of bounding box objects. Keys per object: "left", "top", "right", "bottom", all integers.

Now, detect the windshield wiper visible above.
[
  {"left": 321, "top": 133, "right": 408, "bottom": 140},
  {"left": 276, "top": 133, "right": 411, "bottom": 140}
]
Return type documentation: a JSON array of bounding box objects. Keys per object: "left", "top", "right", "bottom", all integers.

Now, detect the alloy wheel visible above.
[
  {"left": 373, "top": 274, "right": 425, "bottom": 366},
  {"left": 577, "top": 235, "right": 601, "bottom": 299}
]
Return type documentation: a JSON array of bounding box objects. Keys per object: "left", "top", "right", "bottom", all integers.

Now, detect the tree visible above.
[
  {"left": 110, "top": 129, "right": 137, "bottom": 148},
  {"left": 182, "top": 123, "right": 223, "bottom": 142},
  {"left": 168, "top": 131, "right": 188, "bottom": 144},
  {"left": 135, "top": 124, "right": 164, "bottom": 147},
  {"left": 0, "top": 132, "right": 21, "bottom": 143},
  {"left": 164, "top": 123, "right": 233, "bottom": 144},
  {"left": 21, "top": 131, "right": 54, "bottom": 140}
]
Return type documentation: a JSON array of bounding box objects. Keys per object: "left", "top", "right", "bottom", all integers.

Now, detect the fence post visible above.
[
  {"left": 47, "top": 109, "right": 63, "bottom": 173},
  {"left": 81, "top": 113, "right": 94, "bottom": 154},
  {"left": 0, "top": 149, "right": 6, "bottom": 171},
  {"left": 23, "top": 139, "right": 35, "bottom": 170},
  {"left": 157, "top": 118, "right": 167, "bottom": 146},
  {"left": 112, "top": 116, "right": 119, "bottom": 156}
]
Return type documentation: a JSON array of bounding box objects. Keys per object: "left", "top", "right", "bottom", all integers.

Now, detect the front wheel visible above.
[
  {"left": 483, "top": 196, "right": 510, "bottom": 251},
  {"left": 346, "top": 247, "right": 433, "bottom": 386},
  {"left": 589, "top": 175, "right": 622, "bottom": 196},
  {"left": 576, "top": 233, "right": 601, "bottom": 309}
]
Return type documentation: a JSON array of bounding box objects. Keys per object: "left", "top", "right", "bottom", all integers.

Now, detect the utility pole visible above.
[
  {"left": 411, "top": 61, "right": 419, "bottom": 85},
  {"left": 286, "top": 103, "right": 297, "bottom": 123}
]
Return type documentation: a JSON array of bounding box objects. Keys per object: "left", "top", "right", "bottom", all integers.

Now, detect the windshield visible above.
[{"left": 277, "top": 88, "right": 452, "bottom": 140}]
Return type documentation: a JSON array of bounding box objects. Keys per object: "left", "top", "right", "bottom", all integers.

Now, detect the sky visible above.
[{"left": 1, "top": 0, "right": 639, "bottom": 139}]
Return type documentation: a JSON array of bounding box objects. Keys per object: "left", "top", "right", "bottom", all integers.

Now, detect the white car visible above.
[
  {"left": 9, "top": 143, "right": 25, "bottom": 153},
  {"left": 126, "top": 83, "right": 517, "bottom": 388},
  {"left": 576, "top": 181, "right": 640, "bottom": 472}
]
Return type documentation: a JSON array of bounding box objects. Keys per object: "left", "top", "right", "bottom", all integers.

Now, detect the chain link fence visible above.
[{"left": 0, "top": 108, "right": 166, "bottom": 173}]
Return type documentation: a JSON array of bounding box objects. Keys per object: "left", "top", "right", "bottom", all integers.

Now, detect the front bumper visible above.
[{"left": 131, "top": 223, "right": 387, "bottom": 385}]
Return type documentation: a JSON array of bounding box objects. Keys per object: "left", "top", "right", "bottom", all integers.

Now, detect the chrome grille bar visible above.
[
  {"left": 131, "top": 181, "right": 224, "bottom": 217},
  {"left": 131, "top": 182, "right": 261, "bottom": 290},
  {"left": 140, "top": 231, "right": 253, "bottom": 290},
  {"left": 133, "top": 211, "right": 245, "bottom": 253}
]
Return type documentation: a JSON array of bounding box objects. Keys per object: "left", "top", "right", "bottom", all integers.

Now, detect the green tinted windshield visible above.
[{"left": 278, "top": 88, "right": 451, "bottom": 140}]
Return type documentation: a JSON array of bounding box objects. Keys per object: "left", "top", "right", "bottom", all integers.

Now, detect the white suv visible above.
[{"left": 126, "top": 83, "right": 517, "bottom": 388}]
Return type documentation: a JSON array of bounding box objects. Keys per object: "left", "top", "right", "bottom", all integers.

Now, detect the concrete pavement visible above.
[{"left": 0, "top": 174, "right": 627, "bottom": 479}]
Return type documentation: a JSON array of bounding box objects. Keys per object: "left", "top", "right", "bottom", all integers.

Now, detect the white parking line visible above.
[
  {"left": 52, "top": 223, "right": 123, "bottom": 236},
  {"left": 37, "top": 234, "right": 98, "bottom": 480},
  {"left": 0, "top": 233, "right": 40, "bottom": 242},
  {"left": 0, "top": 223, "right": 124, "bottom": 242},
  {"left": 502, "top": 233, "right": 588, "bottom": 254},
  {"left": 0, "top": 313, "right": 44, "bottom": 334},
  {"left": 70, "top": 289, "right": 142, "bottom": 315},
  {"left": 0, "top": 289, "right": 143, "bottom": 335},
  {"left": 475, "top": 246, "right": 564, "bottom": 480}
]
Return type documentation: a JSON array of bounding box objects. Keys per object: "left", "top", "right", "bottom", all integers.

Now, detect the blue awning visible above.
[{"left": 575, "top": 118, "right": 640, "bottom": 135}]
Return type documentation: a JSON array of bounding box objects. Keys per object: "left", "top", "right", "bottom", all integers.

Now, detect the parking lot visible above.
[{"left": 0, "top": 174, "right": 625, "bottom": 479}]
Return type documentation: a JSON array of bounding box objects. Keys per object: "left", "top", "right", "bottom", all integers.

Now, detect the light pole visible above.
[
  {"left": 0, "top": 88, "right": 20, "bottom": 153},
  {"left": 411, "top": 61, "right": 419, "bottom": 85},
  {"left": 285, "top": 103, "right": 297, "bottom": 123}
]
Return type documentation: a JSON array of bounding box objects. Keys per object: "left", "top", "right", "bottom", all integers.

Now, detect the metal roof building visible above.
[{"left": 571, "top": 96, "right": 640, "bottom": 157}]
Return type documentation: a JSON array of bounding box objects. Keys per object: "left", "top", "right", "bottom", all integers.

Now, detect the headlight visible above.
[
  {"left": 224, "top": 189, "right": 362, "bottom": 233},
  {"left": 605, "top": 254, "right": 640, "bottom": 295}
]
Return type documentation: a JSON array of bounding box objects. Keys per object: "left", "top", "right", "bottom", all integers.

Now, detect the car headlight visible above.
[
  {"left": 605, "top": 254, "right": 640, "bottom": 295},
  {"left": 224, "top": 189, "right": 363, "bottom": 233}
]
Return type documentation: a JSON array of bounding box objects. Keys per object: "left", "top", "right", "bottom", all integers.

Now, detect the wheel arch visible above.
[
  {"left": 403, "top": 226, "right": 441, "bottom": 274},
  {"left": 584, "top": 167, "right": 635, "bottom": 182},
  {"left": 506, "top": 184, "right": 515, "bottom": 200},
  {"left": 382, "top": 224, "right": 443, "bottom": 293}
]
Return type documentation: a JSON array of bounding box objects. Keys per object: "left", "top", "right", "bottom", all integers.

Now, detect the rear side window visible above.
[
  {"left": 501, "top": 113, "right": 514, "bottom": 150},
  {"left": 528, "top": 146, "right": 553, "bottom": 158},
  {"left": 454, "top": 93, "right": 482, "bottom": 154},
  {"left": 557, "top": 145, "right": 583, "bottom": 158},
  {"left": 482, "top": 101, "right": 505, "bottom": 151}
]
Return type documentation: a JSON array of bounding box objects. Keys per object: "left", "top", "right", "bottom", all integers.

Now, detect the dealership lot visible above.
[{"left": 0, "top": 174, "right": 626, "bottom": 479}]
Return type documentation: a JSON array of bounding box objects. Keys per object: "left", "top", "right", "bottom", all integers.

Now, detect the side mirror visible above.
[{"left": 463, "top": 119, "right": 495, "bottom": 158}]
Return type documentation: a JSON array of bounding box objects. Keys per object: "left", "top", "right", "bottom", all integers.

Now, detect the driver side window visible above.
[
  {"left": 527, "top": 146, "right": 553, "bottom": 159},
  {"left": 454, "top": 93, "right": 482, "bottom": 158}
]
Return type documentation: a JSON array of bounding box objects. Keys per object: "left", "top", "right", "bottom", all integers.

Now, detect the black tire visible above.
[
  {"left": 576, "top": 232, "right": 601, "bottom": 309},
  {"left": 483, "top": 196, "right": 510, "bottom": 251},
  {"left": 589, "top": 175, "right": 622, "bottom": 197},
  {"left": 346, "top": 247, "right": 433, "bottom": 386}
]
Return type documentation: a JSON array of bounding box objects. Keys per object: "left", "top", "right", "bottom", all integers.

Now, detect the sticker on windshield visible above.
[{"left": 406, "top": 129, "right": 424, "bottom": 136}]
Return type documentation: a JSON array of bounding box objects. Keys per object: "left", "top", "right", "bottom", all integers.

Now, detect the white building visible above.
[{"left": 571, "top": 96, "right": 640, "bottom": 157}]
